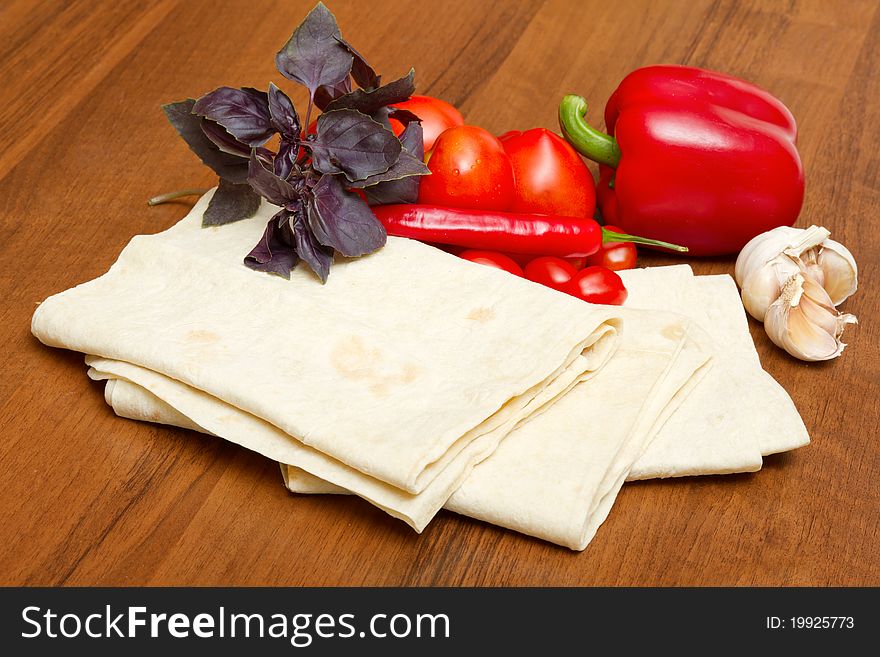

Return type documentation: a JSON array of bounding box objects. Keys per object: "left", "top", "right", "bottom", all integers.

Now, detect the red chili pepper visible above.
[
  {"left": 372, "top": 204, "right": 686, "bottom": 257},
  {"left": 559, "top": 66, "right": 804, "bottom": 256}
]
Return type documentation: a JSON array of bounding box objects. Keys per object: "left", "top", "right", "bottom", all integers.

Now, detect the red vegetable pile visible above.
[
  {"left": 159, "top": 0, "right": 804, "bottom": 303},
  {"left": 371, "top": 107, "right": 686, "bottom": 305}
]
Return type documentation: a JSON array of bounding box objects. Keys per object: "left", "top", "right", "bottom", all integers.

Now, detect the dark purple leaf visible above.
[
  {"left": 241, "top": 86, "right": 269, "bottom": 101},
  {"left": 394, "top": 119, "right": 425, "bottom": 160},
  {"left": 200, "top": 119, "right": 248, "bottom": 158},
  {"left": 348, "top": 149, "right": 428, "bottom": 188},
  {"left": 292, "top": 210, "right": 334, "bottom": 282},
  {"left": 323, "top": 69, "right": 415, "bottom": 115},
  {"left": 365, "top": 122, "right": 426, "bottom": 204},
  {"left": 248, "top": 150, "right": 296, "bottom": 206},
  {"left": 203, "top": 178, "right": 262, "bottom": 226},
  {"left": 335, "top": 36, "right": 380, "bottom": 90},
  {"left": 244, "top": 211, "right": 299, "bottom": 279},
  {"left": 162, "top": 100, "right": 249, "bottom": 184},
  {"left": 309, "top": 174, "right": 386, "bottom": 257},
  {"left": 274, "top": 139, "right": 298, "bottom": 180},
  {"left": 314, "top": 76, "right": 352, "bottom": 111},
  {"left": 310, "top": 109, "right": 401, "bottom": 181},
  {"left": 267, "top": 82, "right": 300, "bottom": 138},
  {"left": 193, "top": 87, "right": 274, "bottom": 147},
  {"left": 388, "top": 107, "right": 422, "bottom": 126},
  {"left": 275, "top": 2, "right": 353, "bottom": 97}
]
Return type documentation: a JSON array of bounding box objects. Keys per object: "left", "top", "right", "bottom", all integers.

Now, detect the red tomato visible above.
[
  {"left": 418, "top": 126, "right": 516, "bottom": 211},
  {"left": 498, "top": 128, "right": 596, "bottom": 217},
  {"left": 390, "top": 95, "right": 465, "bottom": 151},
  {"left": 524, "top": 257, "right": 578, "bottom": 291},
  {"left": 459, "top": 250, "right": 524, "bottom": 276},
  {"left": 585, "top": 225, "right": 638, "bottom": 271},
  {"left": 566, "top": 266, "right": 628, "bottom": 305}
]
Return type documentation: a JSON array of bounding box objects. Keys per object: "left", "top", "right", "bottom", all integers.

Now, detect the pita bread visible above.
[{"left": 32, "top": 191, "right": 620, "bottom": 530}]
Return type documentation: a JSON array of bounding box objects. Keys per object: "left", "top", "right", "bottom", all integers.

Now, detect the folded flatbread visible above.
[
  {"left": 90, "top": 260, "right": 809, "bottom": 550},
  {"left": 32, "top": 191, "right": 621, "bottom": 531},
  {"left": 36, "top": 191, "right": 809, "bottom": 550},
  {"left": 271, "top": 267, "right": 810, "bottom": 493},
  {"left": 95, "top": 305, "right": 710, "bottom": 550},
  {"left": 622, "top": 266, "right": 809, "bottom": 478}
]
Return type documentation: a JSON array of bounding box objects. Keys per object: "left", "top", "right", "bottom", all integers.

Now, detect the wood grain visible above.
[{"left": 1, "top": 0, "right": 877, "bottom": 586}]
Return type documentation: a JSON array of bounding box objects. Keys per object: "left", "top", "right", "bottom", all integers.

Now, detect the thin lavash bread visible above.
[
  {"left": 31, "top": 190, "right": 622, "bottom": 531},
  {"left": 93, "top": 305, "right": 711, "bottom": 550},
  {"left": 92, "top": 263, "right": 808, "bottom": 549}
]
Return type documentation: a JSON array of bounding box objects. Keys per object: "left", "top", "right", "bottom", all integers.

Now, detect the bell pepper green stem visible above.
[
  {"left": 603, "top": 228, "right": 688, "bottom": 253},
  {"left": 558, "top": 95, "right": 621, "bottom": 167}
]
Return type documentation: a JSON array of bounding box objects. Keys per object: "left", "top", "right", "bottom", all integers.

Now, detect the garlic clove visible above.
[
  {"left": 740, "top": 257, "right": 800, "bottom": 322},
  {"left": 817, "top": 239, "right": 858, "bottom": 305},
  {"left": 764, "top": 272, "right": 858, "bottom": 361},
  {"left": 798, "top": 276, "right": 842, "bottom": 335}
]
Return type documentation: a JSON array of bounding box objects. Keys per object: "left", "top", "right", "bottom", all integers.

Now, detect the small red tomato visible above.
[
  {"left": 566, "top": 266, "right": 628, "bottom": 305},
  {"left": 390, "top": 95, "right": 465, "bottom": 151},
  {"left": 585, "top": 225, "right": 638, "bottom": 271},
  {"left": 459, "top": 250, "right": 524, "bottom": 276},
  {"left": 499, "top": 128, "right": 596, "bottom": 217},
  {"left": 524, "top": 257, "right": 578, "bottom": 291},
  {"left": 418, "top": 125, "right": 516, "bottom": 211}
]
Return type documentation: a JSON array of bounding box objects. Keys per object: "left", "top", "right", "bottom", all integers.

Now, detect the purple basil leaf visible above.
[
  {"left": 335, "top": 36, "right": 380, "bottom": 90},
  {"left": 323, "top": 69, "right": 415, "bottom": 115},
  {"left": 274, "top": 139, "right": 298, "bottom": 180},
  {"left": 200, "top": 118, "right": 249, "bottom": 157},
  {"left": 201, "top": 119, "right": 275, "bottom": 165},
  {"left": 365, "top": 122, "right": 426, "bottom": 204},
  {"left": 292, "top": 209, "right": 334, "bottom": 282},
  {"left": 348, "top": 148, "right": 429, "bottom": 188},
  {"left": 248, "top": 150, "right": 297, "bottom": 206},
  {"left": 310, "top": 109, "right": 401, "bottom": 181},
  {"left": 394, "top": 119, "right": 425, "bottom": 160},
  {"left": 241, "top": 86, "right": 268, "bottom": 99},
  {"left": 163, "top": 100, "right": 249, "bottom": 184},
  {"left": 388, "top": 107, "right": 422, "bottom": 126},
  {"left": 203, "top": 178, "right": 262, "bottom": 227},
  {"left": 244, "top": 211, "right": 299, "bottom": 279},
  {"left": 275, "top": 2, "right": 353, "bottom": 98},
  {"left": 193, "top": 86, "right": 275, "bottom": 147},
  {"left": 309, "top": 174, "right": 386, "bottom": 256},
  {"left": 267, "top": 82, "right": 300, "bottom": 138},
  {"left": 315, "top": 76, "right": 352, "bottom": 111}
]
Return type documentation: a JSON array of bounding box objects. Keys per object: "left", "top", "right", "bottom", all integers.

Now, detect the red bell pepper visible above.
[{"left": 558, "top": 65, "right": 805, "bottom": 256}]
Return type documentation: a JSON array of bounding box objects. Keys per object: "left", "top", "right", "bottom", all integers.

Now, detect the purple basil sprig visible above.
[{"left": 161, "top": 2, "right": 429, "bottom": 282}]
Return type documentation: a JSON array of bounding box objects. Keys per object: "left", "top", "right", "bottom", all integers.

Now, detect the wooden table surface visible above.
[{"left": 1, "top": 0, "right": 877, "bottom": 586}]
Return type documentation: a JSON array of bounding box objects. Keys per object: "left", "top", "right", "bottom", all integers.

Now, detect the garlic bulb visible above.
[
  {"left": 735, "top": 225, "right": 858, "bottom": 321},
  {"left": 764, "top": 273, "right": 857, "bottom": 361}
]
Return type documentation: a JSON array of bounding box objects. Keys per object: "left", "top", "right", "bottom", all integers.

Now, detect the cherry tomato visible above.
[
  {"left": 418, "top": 125, "right": 516, "bottom": 211},
  {"left": 499, "top": 128, "right": 596, "bottom": 217},
  {"left": 584, "top": 225, "right": 638, "bottom": 271},
  {"left": 524, "top": 257, "right": 578, "bottom": 291},
  {"left": 390, "top": 95, "right": 465, "bottom": 151},
  {"left": 566, "top": 266, "right": 628, "bottom": 305},
  {"left": 458, "top": 250, "right": 524, "bottom": 276}
]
